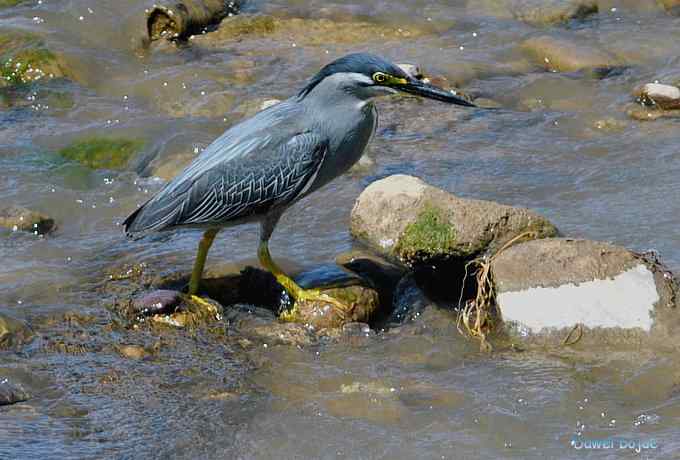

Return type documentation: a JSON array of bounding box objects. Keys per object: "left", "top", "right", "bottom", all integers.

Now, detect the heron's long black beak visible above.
[{"left": 399, "top": 79, "right": 476, "bottom": 107}]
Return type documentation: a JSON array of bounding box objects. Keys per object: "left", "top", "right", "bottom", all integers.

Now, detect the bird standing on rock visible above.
[{"left": 124, "top": 52, "right": 476, "bottom": 316}]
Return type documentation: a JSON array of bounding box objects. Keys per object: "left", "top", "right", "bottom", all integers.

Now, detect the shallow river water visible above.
[{"left": 2, "top": 0, "right": 680, "bottom": 459}]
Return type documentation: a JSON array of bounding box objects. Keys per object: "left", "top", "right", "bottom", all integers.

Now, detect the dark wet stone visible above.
[
  {"left": 131, "top": 289, "right": 183, "bottom": 318},
  {"left": 0, "top": 205, "right": 55, "bottom": 235},
  {"left": 388, "top": 275, "right": 435, "bottom": 325},
  {"left": 0, "top": 313, "right": 34, "bottom": 349},
  {"left": 0, "top": 378, "right": 29, "bottom": 406}
]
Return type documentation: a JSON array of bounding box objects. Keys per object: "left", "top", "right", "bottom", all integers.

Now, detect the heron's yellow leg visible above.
[
  {"left": 257, "top": 240, "right": 350, "bottom": 321},
  {"left": 188, "top": 228, "right": 219, "bottom": 296}
]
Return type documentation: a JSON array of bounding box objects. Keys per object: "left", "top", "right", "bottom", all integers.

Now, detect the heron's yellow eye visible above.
[{"left": 372, "top": 72, "right": 388, "bottom": 84}]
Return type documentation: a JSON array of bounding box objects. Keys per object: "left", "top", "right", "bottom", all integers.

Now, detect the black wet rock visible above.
[{"left": 388, "top": 275, "right": 436, "bottom": 325}]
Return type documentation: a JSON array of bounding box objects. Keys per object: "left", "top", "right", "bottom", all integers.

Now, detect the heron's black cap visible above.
[{"left": 299, "top": 53, "right": 410, "bottom": 98}]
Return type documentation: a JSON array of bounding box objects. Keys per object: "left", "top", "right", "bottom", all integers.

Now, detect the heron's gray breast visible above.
[{"left": 307, "top": 102, "right": 377, "bottom": 193}]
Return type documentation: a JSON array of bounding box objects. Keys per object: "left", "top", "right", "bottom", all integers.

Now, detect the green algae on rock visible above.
[
  {"left": 396, "top": 205, "right": 458, "bottom": 263},
  {"left": 0, "top": 32, "right": 71, "bottom": 86},
  {"left": 351, "top": 175, "right": 558, "bottom": 267},
  {"left": 0, "top": 0, "right": 24, "bottom": 8},
  {"left": 59, "top": 138, "right": 144, "bottom": 170}
]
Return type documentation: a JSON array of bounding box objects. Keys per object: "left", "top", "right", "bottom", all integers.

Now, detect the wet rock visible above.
[
  {"left": 149, "top": 294, "right": 223, "bottom": 328},
  {"left": 58, "top": 138, "right": 144, "bottom": 170},
  {"left": 388, "top": 274, "right": 435, "bottom": 325},
  {"left": 0, "top": 378, "right": 29, "bottom": 406},
  {"left": 626, "top": 103, "right": 680, "bottom": 121},
  {"left": 131, "top": 289, "right": 183, "bottom": 320},
  {"left": 116, "top": 344, "right": 151, "bottom": 359},
  {"left": 634, "top": 83, "right": 680, "bottom": 111},
  {"left": 192, "top": 14, "right": 426, "bottom": 48},
  {"left": 325, "top": 380, "right": 408, "bottom": 425},
  {"left": 0, "top": 31, "right": 72, "bottom": 87},
  {"left": 146, "top": 0, "right": 242, "bottom": 43},
  {"left": 521, "top": 35, "right": 622, "bottom": 73},
  {"left": 471, "top": 0, "right": 598, "bottom": 25},
  {"left": 658, "top": 0, "right": 680, "bottom": 14},
  {"left": 337, "top": 250, "right": 406, "bottom": 314},
  {"left": 283, "top": 284, "right": 381, "bottom": 330},
  {"left": 224, "top": 304, "right": 317, "bottom": 347},
  {"left": 490, "top": 239, "right": 680, "bottom": 348},
  {"left": 0, "top": 0, "right": 25, "bottom": 8},
  {"left": 350, "top": 175, "right": 557, "bottom": 267},
  {"left": 0, "top": 205, "right": 55, "bottom": 235},
  {"left": 0, "top": 313, "right": 34, "bottom": 349},
  {"left": 232, "top": 98, "right": 282, "bottom": 119}
]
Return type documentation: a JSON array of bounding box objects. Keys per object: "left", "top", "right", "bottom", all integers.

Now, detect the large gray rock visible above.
[
  {"left": 350, "top": 175, "right": 557, "bottom": 267},
  {"left": 470, "top": 0, "right": 598, "bottom": 25},
  {"left": 490, "top": 239, "right": 680, "bottom": 348},
  {"left": 521, "top": 35, "right": 622, "bottom": 73}
]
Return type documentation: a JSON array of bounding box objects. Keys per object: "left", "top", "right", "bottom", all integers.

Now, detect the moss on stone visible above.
[
  {"left": 59, "top": 138, "right": 144, "bottom": 170},
  {"left": 396, "top": 204, "right": 457, "bottom": 262},
  {"left": 0, "top": 0, "right": 23, "bottom": 8},
  {"left": 0, "top": 30, "right": 70, "bottom": 86}
]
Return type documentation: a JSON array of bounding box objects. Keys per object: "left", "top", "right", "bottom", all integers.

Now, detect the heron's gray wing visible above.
[{"left": 124, "top": 129, "right": 327, "bottom": 235}]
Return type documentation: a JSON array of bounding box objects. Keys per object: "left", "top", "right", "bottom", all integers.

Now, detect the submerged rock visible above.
[
  {"left": 0, "top": 31, "right": 72, "bottom": 87},
  {"left": 470, "top": 0, "right": 598, "bottom": 25},
  {"left": 146, "top": 0, "right": 242, "bottom": 43},
  {"left": 658, "top": 0, "right": 680, "bottom": 14},
  {"left": 0, "top": 378, "right": 29, "bottom": 406},
  {"left": 0, "top": 206, "right": 55, "bottom": 235},
  {"left": 490, "top": 239, "right": 680, "bottom": 349},
  {"left": 192, "top": 14, "right": 426, "bottom": 48},
  {"left": 521, "top": 35, "right": 622, "bottom": 73},
  {"left": 58, "top": 138, "right": 144, "bottom": 170},
  {"left": 350, "top": 175, "right": 557, "bottom": 267},
  {"left": 0, "top": 313, "right": 34, "bottom": 349},
  {"left": 634, "top": 83, "right": 680, "bottom": 110}
]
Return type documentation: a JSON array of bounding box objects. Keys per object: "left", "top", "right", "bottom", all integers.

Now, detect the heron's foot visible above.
[
  {"left": 274, "top": 275, "right": 351, "bottom": 323},
  {"left": 188, "top": 295, "right": 221, "bottom": 320}
]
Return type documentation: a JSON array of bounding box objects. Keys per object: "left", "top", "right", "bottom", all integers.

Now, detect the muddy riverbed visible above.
[{"left": 2, "top": 0, "right": 680, "bottom": 458}]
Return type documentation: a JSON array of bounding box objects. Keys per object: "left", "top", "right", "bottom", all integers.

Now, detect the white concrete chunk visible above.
[{"left": 498, "top": 264, "right": 659, "bottom": 333}]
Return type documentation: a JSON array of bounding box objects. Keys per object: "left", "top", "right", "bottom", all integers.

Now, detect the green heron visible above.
[{"left": 124, "top": 52, "right": 475, "bottom": 314}]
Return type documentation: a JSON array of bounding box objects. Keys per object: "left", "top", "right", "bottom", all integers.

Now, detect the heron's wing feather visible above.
[{"left": 124, "top": 126, "right": 327, "bottom": 235}]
